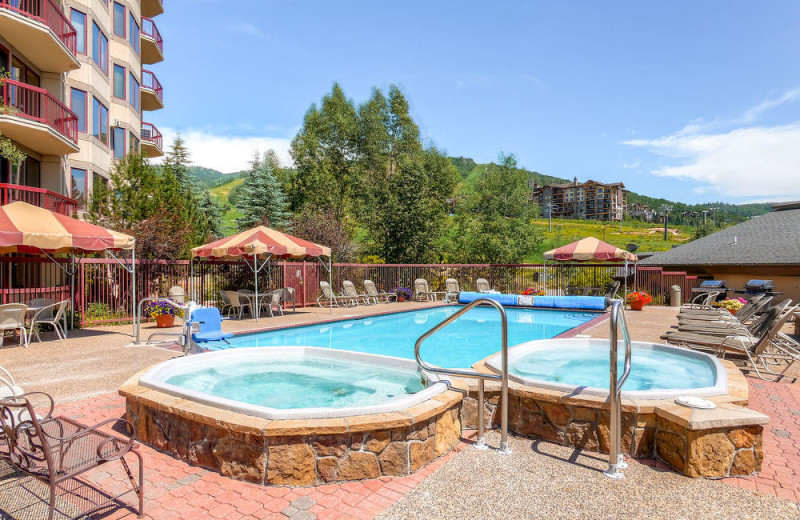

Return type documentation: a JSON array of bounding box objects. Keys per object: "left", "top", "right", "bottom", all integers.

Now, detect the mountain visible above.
[{"left": 186, "top": 166, "right": 242, "bottom": 188}]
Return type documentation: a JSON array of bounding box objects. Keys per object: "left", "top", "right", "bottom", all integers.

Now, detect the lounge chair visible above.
[
  {"left": 364, "top": 280, "right": 397, "bottom": 303},
  {"left": 0, "top": 304, "right": 28, "bottom": 348},
  {"left": 343, "top": 280, "right": 372, "bottom": 305},
  {"left": 317, "top": 281, "right": 355, "bottom": 307},
  {"left": 604, "top": 281, "right": 620, "bottom": 300},
  {"left": 445, "top": 278, "right": 460, "bottom": 303},
  {"left": 226, "top": 291, "right": 251, "bottom": 319},
  {"left": 664, "top": 302, "right": 798, "bottom": 380},
  {"left": 260, "top": 290, "right": 284, "bottom": 317},
  {"left": 414, "top": 279, "right": 444, "bottom": 301},
  {"left": 476, "top": 278, "right": 492, "bottom": 293},
  {"left": 679, "top": 291, "right": 721, "bottom": 311},
  {"left": 0, "top": 393, "right": 145, "bottom": 519},
  {"left": 678, "top": 294, "right": 770, "bottom": 323},
  {"left": 189, "top": 307, "right": 233, "bottom": 345},
  {"left": 168, "top": 285, "right": 186, "bottom": 304},
  {"left": 28, "top": 300, "right": 69, "bottom": 343},
  {"left": 0, "top": 365, "right": 23, "bottom": 399}
]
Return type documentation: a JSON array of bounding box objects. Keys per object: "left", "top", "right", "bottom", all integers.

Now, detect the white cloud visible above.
[
  {"left": 622, "top": 160, "right": 640, "bottom": 169},
  {"left": 157, "top": 128, "right": 293, "bottom": 173},
  {"left": 740, "top": 88, "right": 800, "bottom": 124},
  {"left": 624, "top": 124, "right": 800, "bottom": 198}
]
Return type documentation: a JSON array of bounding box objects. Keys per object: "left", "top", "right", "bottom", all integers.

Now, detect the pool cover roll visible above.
[
  {"left": 457, "top": 292, "right": 607, "bottom": 311},
  {"left": 458, "top": 291, "right": 519, "bottom": 306}
]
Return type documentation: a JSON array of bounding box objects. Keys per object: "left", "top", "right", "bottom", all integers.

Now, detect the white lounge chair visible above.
[
  {"left": 318, "top": 281, "right": 355, "bottom": 307},
  {"left": 414, "top": 279, "right": 445, "bottom": 302},
  {"left": 0, "top": 304, "right": 28, "bottom": 348},
  {"left": 0, "top": 365, "right": 24, "bottom": 399},
  {"left": 445, "top": 278, "right": 460, "bottom": 303},
  {"left": 364, "top": 280, "right": 396, "bottom": 303},
  {"left": 29, "top": 300, "right": 69, "bottom": 343},
  {"left": 476, "top": 278, "right": 494, "bottom": 293},
  {"left": 343, "top": 281, "right": 372, "bottom": 305}
]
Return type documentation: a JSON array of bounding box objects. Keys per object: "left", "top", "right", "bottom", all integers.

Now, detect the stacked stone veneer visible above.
[
  {"left": 462, "top": 359, "right": 768, "bottom": 478},
  {"left": 120, "top": 375, "right": 465, "bottom": 486}
]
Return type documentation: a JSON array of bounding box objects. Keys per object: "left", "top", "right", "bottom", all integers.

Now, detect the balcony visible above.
[
  {"left": 141, "top": 69, "right": 164, "bottom": 111},
  {"left": 0, "top": 0, "right": 79, "bottom": 73},
  {"left": 141, "top": 122, "right": 163, "bottom": 158},
  {"left": 0, "top": 79, "right": 79, "bottom": 155},
  {"left": 141, "top": 17, "right": 164, "bottom": 64},
  {"left": 141, "top": 0, "right": 164, "bottom": 19},
  {"left": 0, "top": 183, "right": 78, "bottom": 216}
]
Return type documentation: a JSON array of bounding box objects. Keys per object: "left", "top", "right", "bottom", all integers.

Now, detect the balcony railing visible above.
[
  {"left": 141, "top": 69, "right": 163, "bottom": 103},
  {"left": 0, "top": 183, "right": 78, "bottom": 216},
  {"left": 141, "top": 122, "right": 162, "bottom": 149},
  {"left": 1, "top": 79, "right": 78, "bottom": 144},
  {"left": 141, "top": 17, "right": 163, "bottom": 53},
  {"left": 0, "top": 0, "right": 77, "bottom": 55}
]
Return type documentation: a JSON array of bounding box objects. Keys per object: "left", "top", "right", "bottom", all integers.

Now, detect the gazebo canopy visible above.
[
  {"left": 0, "top": 201, "right": 134, "bottom": 254},
  {"left": 191, "top": 225, "right": 331, "bottom": 260},
  {"left": 544, "top": 237, "right": 638, "bottom": 262}
]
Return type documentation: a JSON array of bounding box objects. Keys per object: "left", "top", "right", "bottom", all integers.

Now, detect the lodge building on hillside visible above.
[{"left": 531, "top": 178, "right": 627, "bottom": 222}]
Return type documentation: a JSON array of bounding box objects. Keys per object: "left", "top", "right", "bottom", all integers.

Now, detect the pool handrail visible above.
[
  {"left": 414, "top": 298, "right": 511, "bottom": 455},
  {"left": 604, "top": 298, "right": 632, "bottom": 479}
]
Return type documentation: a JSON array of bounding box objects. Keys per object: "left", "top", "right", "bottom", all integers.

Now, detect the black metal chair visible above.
[{"left": 0, "top": 393, "right": 144, "bottom": 519}]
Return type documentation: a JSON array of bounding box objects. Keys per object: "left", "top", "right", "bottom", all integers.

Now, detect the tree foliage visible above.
[
  {"left": 292, "top": 205, "right": 356, "bottom": 262},
  {"left": 235, "top": 151, "right": 292, "bottom": 231}
]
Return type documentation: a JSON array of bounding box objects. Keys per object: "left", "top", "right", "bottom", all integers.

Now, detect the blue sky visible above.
[{"left": 150, "top": 1, "right": 800, "bottom": 204}]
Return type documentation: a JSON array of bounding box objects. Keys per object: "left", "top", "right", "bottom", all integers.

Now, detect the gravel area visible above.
[{"left": 378, "top": 431, "right": 800, "bottom": 520}]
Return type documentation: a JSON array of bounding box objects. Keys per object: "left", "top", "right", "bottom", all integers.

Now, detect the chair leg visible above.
[{"left": 48, "top": 480, "right": 57, "bottom": 520}]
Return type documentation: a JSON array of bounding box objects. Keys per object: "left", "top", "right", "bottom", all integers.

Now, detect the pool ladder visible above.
[
  {"left": 604, "top": 299, "right": 633, "bottom": 479},
  {"left": 414, "top": 298, "right": 511, "bottom": 455}
]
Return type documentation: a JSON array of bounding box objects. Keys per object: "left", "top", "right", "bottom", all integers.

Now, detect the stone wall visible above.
[{"left": 124, "top": 391, "right": 463, "bottom": 486}]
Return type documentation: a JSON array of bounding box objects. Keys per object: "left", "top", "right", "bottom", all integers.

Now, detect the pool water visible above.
[
  {"left": 165, "top": 358, "right": 425, "bottom": 409},
  {"left": 509, "top": 343, "right": 717, "bottom": 391},
  {"left": 205, "top": 306, "right": 597, "bottom": 368}
]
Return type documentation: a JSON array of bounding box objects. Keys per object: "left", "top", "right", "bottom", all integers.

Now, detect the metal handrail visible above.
[
  {"left": 604, "top": 299, "right": 632, "bottom": 479},
  {"left": 134, "top": 297, "right": 187, "bottom": 345},
  {"left": 414, "top": 298, "right": 511, "bottom": 454}
]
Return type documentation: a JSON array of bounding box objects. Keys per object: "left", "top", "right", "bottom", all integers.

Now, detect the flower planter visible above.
[
  {"left": 629, "top": 301, "right": 645, "bottom": 311},
  {"left": 397, "top": 296, "right": 406, "bottom": 303},
  {"left": 155, "top": 315, "right": 175, "bottom": 328}
]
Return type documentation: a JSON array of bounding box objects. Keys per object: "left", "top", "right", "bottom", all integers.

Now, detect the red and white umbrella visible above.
[{"left": 544, "top": 237, "right": 638, "bottom": 262}]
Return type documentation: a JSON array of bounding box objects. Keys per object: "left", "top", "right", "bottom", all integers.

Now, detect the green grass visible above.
[
  {"left": 526, "top": 218, "right": 695, "bottom": 263},
  {"left": 209, "top": 178, "right": 245, "bottom": 235}
]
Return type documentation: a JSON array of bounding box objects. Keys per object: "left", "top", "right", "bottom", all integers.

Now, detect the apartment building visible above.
[
  {"left": 532, "top": 178, "right": 626, "bottom": 222},
  {"left": 0, "top": 0, "right": 164, "bottom": 215}
]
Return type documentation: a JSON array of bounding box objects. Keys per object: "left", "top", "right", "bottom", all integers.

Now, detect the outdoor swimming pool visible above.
[{"left": 203, "top": 306, "right": 598, "bottom": 368}]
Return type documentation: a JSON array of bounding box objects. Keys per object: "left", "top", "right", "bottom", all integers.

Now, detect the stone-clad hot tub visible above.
[{"left": 120, "top": 348, "right": 465, "bottom": 486}]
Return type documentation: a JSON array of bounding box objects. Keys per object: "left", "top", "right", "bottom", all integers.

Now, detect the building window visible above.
[
  {"left": 70, "top": 88, "right": 87, "bottom": 133},
  {"left": 129, "top": 14, "right": 140, "bottom": 55},
  {"left": 70, "top": 9, "right": 87, "bottom": 55},
  {"left": 92, "top": 23, "right": 109, "bottom": 74},
  {"left": 71, "top": 168, "right": 87, "bottom": 209},
  {"left": 92, "top": 97, "right": 108, "bottom": 145},
  {"left": 113, "top": 2, "right": 126, "bottom": 37},
  {"left": 129, "top": 131, "right": 140, "bottom": 154},
  {"left": 112, "top": 127, "right": 126, "bottom": 159},
  {"left": 129, "top": 72, "right": 139, "bottom": 112},
  {"left": 113, "top": 65, "right": 126, "bottom": 99}
]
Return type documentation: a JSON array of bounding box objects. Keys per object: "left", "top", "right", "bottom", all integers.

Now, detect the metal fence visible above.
[{"left": 0, "top": 257, "right": 704, "bottom": 327}]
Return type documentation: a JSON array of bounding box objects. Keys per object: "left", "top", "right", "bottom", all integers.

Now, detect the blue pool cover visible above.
[{"left": 458, "top": 291, "right": 607, "bottom": 311}]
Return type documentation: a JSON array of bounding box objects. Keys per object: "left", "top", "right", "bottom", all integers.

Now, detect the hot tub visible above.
[
  {"left": 484, "top": 338, "right": 727, "bottom": 400},
  {"left": 121, "top": 348, "right": 465, "bottom": 485}
]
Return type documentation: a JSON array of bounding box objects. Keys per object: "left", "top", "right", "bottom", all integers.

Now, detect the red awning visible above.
[{"left": 543, "top": 237, "right": 638, "bottom": 262}]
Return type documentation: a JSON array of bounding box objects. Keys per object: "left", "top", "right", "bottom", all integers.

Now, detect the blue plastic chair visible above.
[{"left": 189, "top": 307, "right": 233, "bottom": 344}]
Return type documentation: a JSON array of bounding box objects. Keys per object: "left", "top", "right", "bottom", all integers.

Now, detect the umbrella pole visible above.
[
  {"left": 69, "top": 250, "right": 75, "bottom": 334},
  {"left": 254, "top": 256, "right": 259, "bottom": 322},
  {"left": 329, "top": 256, "right": 332, "bottom": 316},
  {"left": 131, "top": 245, "right": 137, "bottom": 338},
  {"left": 189, "top": 258, "right": 194, "bottom": 303},
  {"left": 624, "top": 260, "right": 628, "bottom": 297}
]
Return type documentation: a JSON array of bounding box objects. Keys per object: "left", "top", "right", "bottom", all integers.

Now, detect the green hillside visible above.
[
  {"left": 208, "top": 177, "right": 245, "bottom": 235},
  {"left": 186, "top": 166, "right": 237, "bottom": 188}
]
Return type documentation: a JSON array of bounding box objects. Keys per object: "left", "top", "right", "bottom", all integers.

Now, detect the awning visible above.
[
  {"left": 191, "top": 225, "right": 331, "bottom": 260},
  {"left": 543, "top": 237, "right": 638, "bottom": 262},
  {"left": 0, "top": 201, "right": 134, "bottom": 254}
]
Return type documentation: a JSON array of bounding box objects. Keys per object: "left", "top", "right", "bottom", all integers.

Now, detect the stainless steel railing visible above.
[
  {"left": 133, "top": 297, "right": 189, "bottom": 347},
  {"left": 414, "top": 298, "right": 511, "bottom": 454},
  {"left": 604, "top": 299, "right": 632, "bottom": 479}
]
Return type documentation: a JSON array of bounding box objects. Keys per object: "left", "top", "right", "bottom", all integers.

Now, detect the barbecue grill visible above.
[
  {"left": 691, "top": 279, "right": 729, "bottom": 297},
  {"left": 743, "top": 279, "right": 776, "bottom": 294}
]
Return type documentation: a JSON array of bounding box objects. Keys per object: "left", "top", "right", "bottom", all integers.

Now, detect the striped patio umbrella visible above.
[
  {"left": 0, "top": 201, "right": 134, "bottom": 254},
  {"left": 543, "top": 237, "right": 638, "bottom": 262},
  {"left": 191, "top": 225, "right": 330, "bottom": 260}
]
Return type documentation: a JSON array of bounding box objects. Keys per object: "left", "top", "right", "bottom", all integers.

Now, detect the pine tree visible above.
[
  {"left": 235, "top": 152, "right": 292, "bottom": 231},
  {"left": 162, "top": 133, "right": 192, "bottom": 188}
]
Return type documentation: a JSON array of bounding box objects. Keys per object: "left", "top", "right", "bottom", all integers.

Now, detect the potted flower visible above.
[
  {"left": 713, "top": 298, "right": 746, "bottom": 315},
  {"left": 394, "top": 287, "right": 412, "bottom": 302},
  {"left": 143, "top": 300, "right": 182, "bottom": 328},
  {"left": 625, "top": 291, "right": 652, "bottom": 311},
  {"left": 521, "top": 287, "right": 546, "bottom": 296}
]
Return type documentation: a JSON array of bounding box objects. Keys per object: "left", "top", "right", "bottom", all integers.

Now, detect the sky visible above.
[{"left": 149, "top": 0, "right": 800, "bottom": 204}]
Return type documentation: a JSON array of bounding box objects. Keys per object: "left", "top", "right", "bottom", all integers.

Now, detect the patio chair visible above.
[
  {"left": 0, "top": 392, "right": 144, "bottom": 520},
  {"left": 279, "top": 287, "right": 296, "bottom": 312},
  {"left": 0, "top": 303, "right": 28, "bottom": 348},
  {"left": 168, "top": 285, "right": 186, "bottom": 304},
  {"left": 218, "top": 290, "right": 232, "bottom": 315},
  {"left": 679, "top": 291, "right": 720, "bottom": 311},
  {"left": 676, "top": 298, "right": 778, "bottom": 336},
  {"left": 678, "top": 294, "right": 771, "bottom": 323},
  {"left": 317, "top": 281, "right": 342, "bottom": 308},
  {"left": 343, "top": 280, "right": 371, "bottom": 305},
  {"left": 260, "top": 290, "right": 285, "bottom": 317},
  {"left": 445, "top": 278, "right": 461, "bottom": 303},
  {"left": 414, "top": 279, "right": 444, "bottom": 302},
  {"left": 28, "top": 300, "right": 69, "bottom": 343},
  {"left": 476, "top": 278, "right": 492, "bottom": 293},
  {"left": 364, "top": 280, "right": 397, "bottom": 303},
  {"left": 225, "top": 291, "right": 251, "bottom": 319},
  {"left": 0, "top": 365, "right": 24, "bottom": 399},
  {"left": 664, "top": 302, "right": 798, "bottom": 380},
  {"left": 189, "top": 307, "right": 233, "bottom": 345},
  {"left": 604, "top": 281, "right": 620, "bottom": 300}
]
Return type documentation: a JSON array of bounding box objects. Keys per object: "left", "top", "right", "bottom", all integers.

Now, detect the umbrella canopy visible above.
[
  {"left": 543, "top": 237, "right": 638, "bottom": 262},
  {"left": 191, "top": 225, "right": 331, "bottom": 260},
  {"left": 0, "top": 201, "right": 134, "bottom": 254}
]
